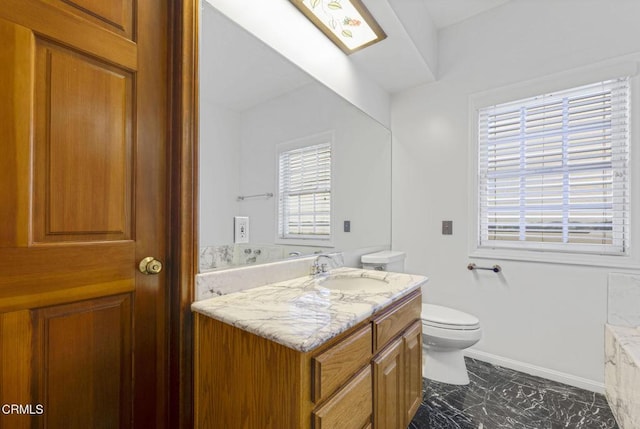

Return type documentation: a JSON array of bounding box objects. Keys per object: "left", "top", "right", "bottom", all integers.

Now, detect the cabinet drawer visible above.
[
  {"left": 312, "top": 324, "right": 372, "bottom": 403},
  {"left": 373, "top": 291, "right": 421, "bottom": 353},
  {"left": 312, "top": 365, "right": 372, "bottom": 429}
]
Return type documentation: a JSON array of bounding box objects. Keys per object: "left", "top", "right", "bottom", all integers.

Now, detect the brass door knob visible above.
[{"left": 139, "top": 257, "right": 163, "bottom": 275}]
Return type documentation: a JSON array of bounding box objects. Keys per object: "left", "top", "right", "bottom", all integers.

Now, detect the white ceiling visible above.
[
  {"left": 422, "top": 0, "right": 511, "bottom": 29},
  {"left": 353, "top": 0, "right": 513, "bottom": 92},
  {"left": 200, "top": 3, "right": 313, "bottom": 111},
  {"left": 200, "top": 0, "right": 513, "bottom": 112},
  {"left": 348, "top": 0, "right": 437, "bottom": 93}
]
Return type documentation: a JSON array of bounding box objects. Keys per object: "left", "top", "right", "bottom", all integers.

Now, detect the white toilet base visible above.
[{"left": 422, "top": 347, "right": 470, "bottom": 385}]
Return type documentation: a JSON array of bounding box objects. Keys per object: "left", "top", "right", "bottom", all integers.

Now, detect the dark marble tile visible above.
[{"left": 409, "top": 358, "right": 619, "bottom": 429}]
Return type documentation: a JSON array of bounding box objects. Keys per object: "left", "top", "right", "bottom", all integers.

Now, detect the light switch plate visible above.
[
  {"left": 234, "top": 216, "right": 249, "bottom": 243},
  {"left": 442, "top": 220, "right": 453, "bottom": 235}
]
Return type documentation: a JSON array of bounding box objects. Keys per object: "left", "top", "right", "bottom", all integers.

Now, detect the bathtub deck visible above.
[{"left": 605, "top": 324, "right": 640, "bottom": 429}]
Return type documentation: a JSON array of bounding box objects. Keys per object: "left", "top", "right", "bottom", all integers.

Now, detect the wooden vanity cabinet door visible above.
[
  {"left": 403, "top": 321, "right": 423, "bottom": 426},
  {"left": 312, "top": 366, "right": 372, "bottom": 429},
  {"left": 372, "top": 337, "right": 404, "bottom": 429}
]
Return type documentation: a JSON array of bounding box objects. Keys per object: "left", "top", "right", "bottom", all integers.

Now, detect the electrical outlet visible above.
[
  {"left": 234, "top": 216, "right": 249, "bottom": 243},
  {"left": 442, "top": 220, "right": 453, "bottom": 235},
  {"left": 344, "top": 220, "right": 351, "bottom": 232}
]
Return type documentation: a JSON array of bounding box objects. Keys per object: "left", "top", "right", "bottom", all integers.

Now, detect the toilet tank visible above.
[{"left": 361, "top": 251, "right": 406, "bottom": 272}]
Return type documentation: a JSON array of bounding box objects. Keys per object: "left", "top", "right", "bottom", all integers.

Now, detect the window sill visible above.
[
  {"left": 469, "top": 247, "right": 640, "bottom": 270},
  {"left": 275, "top": 238, "right": 334, "bottom": 248}
]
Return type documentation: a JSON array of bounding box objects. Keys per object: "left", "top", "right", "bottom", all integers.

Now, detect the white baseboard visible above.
[{"left": 464, "top": 348, "right": 605, "bottom": 394}]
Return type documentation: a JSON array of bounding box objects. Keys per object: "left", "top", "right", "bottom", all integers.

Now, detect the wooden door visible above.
[
  {"left": 373, "top": 337, "right": 404, "bottom": 429},
  {"left": 0, "top": 0, "right": 169, "bottom": 427},
  {"left": 403, "top": 321, "right": 423, "bottom": 426}
]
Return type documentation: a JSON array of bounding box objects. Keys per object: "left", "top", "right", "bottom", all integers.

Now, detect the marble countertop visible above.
[{"left": 191, "top": 267, "right": 428, "bottom": 352}]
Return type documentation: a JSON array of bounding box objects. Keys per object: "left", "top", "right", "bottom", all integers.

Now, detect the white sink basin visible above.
[{"left": 318, "top": 276, "right": 389, "bottom": 291}]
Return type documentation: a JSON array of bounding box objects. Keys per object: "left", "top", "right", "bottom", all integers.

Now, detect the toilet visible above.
[
  {"left": 361, "top": 250, "right": 482, "bottom": 386},
  {"left": 421, "top": 304, "right": 481, "bottom": 385},
  {"left": 361, "top": 250, "right": 406, "bottom": 272}
]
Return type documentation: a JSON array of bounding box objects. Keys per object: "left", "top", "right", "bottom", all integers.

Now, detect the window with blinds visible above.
[
  {"left": 278, "top": 141, "right": 332, "bottom": 241},
  {"left": 478, "top": 78, "right": 630, "bottom": 255}
]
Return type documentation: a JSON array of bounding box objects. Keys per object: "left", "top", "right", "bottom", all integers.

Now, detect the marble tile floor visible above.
[{"left": 409, "top": 358, "right": 619, "bottom": 429}]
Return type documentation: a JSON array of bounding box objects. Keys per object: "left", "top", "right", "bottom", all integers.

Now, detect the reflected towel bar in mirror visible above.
[{"left": 236, "top": 192, "right": 274, "bottom": 201}]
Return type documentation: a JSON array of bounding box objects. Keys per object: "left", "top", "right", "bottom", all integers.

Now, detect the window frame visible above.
[
  {"left": 275, "top": 131, "right": 335, "bottom": 247},
  {"left": 468, "top": 63, "right": 639, "bottom": 268}
]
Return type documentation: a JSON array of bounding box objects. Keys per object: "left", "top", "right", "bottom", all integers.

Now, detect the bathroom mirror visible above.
[{"left": 199, "top": 1, "right": 391, "bottom": 271}]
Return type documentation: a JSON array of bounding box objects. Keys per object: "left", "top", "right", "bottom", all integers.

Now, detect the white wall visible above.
[
  {"left": 392, "top": 0, "right": 640, "bottom": 391},
  {"left": 199, "top": 2, "right": 244, "bottom": 248},
  {"left": 204, "top": 0, "right": 391, "bottom": 127},
  {"left": 198, "top": 101, "right": 241, "bottom": 248},
  {"left": 239, "top": 83, "right": 392, "bottom": 263}
]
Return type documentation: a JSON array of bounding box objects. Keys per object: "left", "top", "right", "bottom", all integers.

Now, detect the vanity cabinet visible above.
[{"left": 194, "top": 289, "right": 422, "bottom": 429}]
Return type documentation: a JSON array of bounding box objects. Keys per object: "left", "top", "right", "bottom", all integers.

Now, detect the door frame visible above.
[{"left": 169, "top": 1, "right": 199, "bottom": 427}]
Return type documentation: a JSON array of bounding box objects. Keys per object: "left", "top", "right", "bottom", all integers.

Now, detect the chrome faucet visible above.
[{"left": 311, "top": 254, "right": 333, "bottom": 276}]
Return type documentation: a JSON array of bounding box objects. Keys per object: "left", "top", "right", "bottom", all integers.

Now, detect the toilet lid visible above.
[{"left": 422, "top": 304, "right": 480, "bottom": 330}]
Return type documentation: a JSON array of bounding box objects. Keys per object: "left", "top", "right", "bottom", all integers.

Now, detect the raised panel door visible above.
[{"left": 0, "top": 0, "right": 169, "bottom": 427}]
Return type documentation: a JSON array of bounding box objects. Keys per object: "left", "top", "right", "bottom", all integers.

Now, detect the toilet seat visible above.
[{"left": 421, "top": 304, "right": 480, "bottom": 330}]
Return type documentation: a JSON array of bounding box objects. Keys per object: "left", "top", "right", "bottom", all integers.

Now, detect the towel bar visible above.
[{"left": 467, "top": 263, "right": 501, "bottom": 273}]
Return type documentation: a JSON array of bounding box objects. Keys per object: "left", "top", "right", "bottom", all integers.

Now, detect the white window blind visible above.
[
  {"left": 278, "top": 142, "right": 331, "bottom": 240},
  {"left": 478, "top": 78, "right": 630, "bottom": 254}
]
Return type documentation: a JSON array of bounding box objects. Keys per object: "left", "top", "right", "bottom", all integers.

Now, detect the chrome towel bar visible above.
[{"left": 467, "top": 263, "right": 501, "bottom": 273}]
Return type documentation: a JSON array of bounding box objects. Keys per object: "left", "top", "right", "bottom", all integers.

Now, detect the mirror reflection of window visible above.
[{"left": 278, "top": 137, "right": 333, "bottom": 244}]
